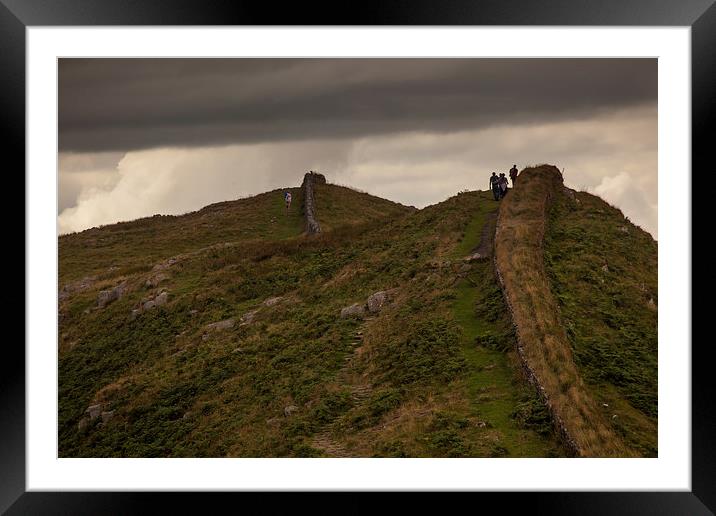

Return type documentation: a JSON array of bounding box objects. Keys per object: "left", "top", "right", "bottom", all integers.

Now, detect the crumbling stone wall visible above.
[{"left": 302, "top": 171, "right": 326, "bottom": 234}]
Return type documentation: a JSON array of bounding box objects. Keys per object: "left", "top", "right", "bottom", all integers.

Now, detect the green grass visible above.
[
  {"left": 59, "top": 179, "right": 648, "bottom": 457},
  {"left": 59, "top": 184, "right": 412, "bottom": 285},
  {"left": 451, "top": 205, "right": 564, "bottom": 457},
  {"left": 544, "top": 189, "right": 657, "bottom": 456}
]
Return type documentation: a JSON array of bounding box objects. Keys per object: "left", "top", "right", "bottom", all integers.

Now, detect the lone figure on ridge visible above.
[
  {"left": 284, "top": 191, "right": 292, "bottom": 215},
  {"left": 489, "top": 172, "right": 500, "bottom": 201},
  {"left": 509, "top": 164, "right": 518, "bottom": 186}
]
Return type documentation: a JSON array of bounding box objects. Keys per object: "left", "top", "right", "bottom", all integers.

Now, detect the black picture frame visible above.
[{"left": 7, "top": 1, "right": 713, "bottom": 513}]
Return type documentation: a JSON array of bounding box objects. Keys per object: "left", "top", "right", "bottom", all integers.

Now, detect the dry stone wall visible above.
[{"left": 302, "top": 171, "right": 325, "bottom": 234}]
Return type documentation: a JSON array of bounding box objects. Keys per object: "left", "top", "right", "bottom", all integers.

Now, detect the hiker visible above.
[
  {"left": 498, "top": 173, "right": 509, "bottom": 199},
  {"left": 489, "top": 172, "right": 500, "bottom": 201},
  {"left": 509, "top": 164, "right": 518, "bottom": 186},
  {"left": 284, "top": 191, "right": 292, "bottom": 214}
]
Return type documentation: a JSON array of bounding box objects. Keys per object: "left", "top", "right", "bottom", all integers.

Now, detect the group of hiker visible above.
[
  {"left": 490, "top": 164, "right": 519, "bottom": 201},
  {"left": 282, "top": 164, "right": 520, "bottom": 212}
]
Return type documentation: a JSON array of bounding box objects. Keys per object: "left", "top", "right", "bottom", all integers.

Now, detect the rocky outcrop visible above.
[
  {"left": 59, "top": 276, "right": 96, "bottom": 302},
  {"left": 204, "top": 318, "right": 235, "bottom": 332},
  {"left": 302, "top": 171, "right": 325, "bottom": 235},
  {"left": 96, "top": 282, "right": 127, "bottom": 309},
  {"left": 340, "top": 303, "right": 366, "bottom": 318},
  {"left": 143, "top": 290, "right": 169, "bottom": 310},
  {"left": 340, "top": 289, "right": 397, "bottom": 318},
  {"left": 366, "top": 291, "right": 390, "bottom": 313}
]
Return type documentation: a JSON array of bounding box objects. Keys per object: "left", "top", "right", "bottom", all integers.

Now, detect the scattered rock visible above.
[
  {"left": 266, "top": 416, "right": 282, "bottom": 425},
  {"left": 618, "top": 226, "right": 629, "bottom": 234},
  {"left": 263, "top": 296, "right": 283, "bottom": 307},
  {"left": 142, "top": 290, "right": 169, "bottom": 311},
  {"left": 101, "top": 410, "right": 114, "bottom": 423},
  {"left": 283, "top": 405, "right": 298, "bottom": 417},
  {"left": 240, "top": 310, "right": 258, "bottom": 325},
  {"left": 154, "top": 291, "right": 169, "bottom": 307},
  {"left": 602, "top": 403, "right": 609, "bottom": 408},
  {"left": 612, "top": 414, "right": 618, "bottom": 419},
  {"left": 601, "top": 264, "right": 609, "bottom": 273},
  {"left": 78, "top": 417, "right": 90, "bottom": 431},
  {"left": 647, "top": 297, "right": 657, "bottom": 310},
  {"left": 205, "top": 318, "right": 235, "bottom": 332},
  {"left": 189, "top": 309, "right": 199, "bottom": 316},
  {"left": 59, "top": 276, "right": 96, "bottom": 302},
  {"left": 130, "top": 309, "right": 141, "bottom": 320},
  {"left": 145, "top": 272, "right": 167, "bottom": 288},
  {"left": 341, "top": 303, "right": 366, "bottom": 318},
  {"left": 463, "top": 252, "right": 484, "bottom": 262},
  {"left": 367, "top": 291, "right": 389, "bottom": 313},
  {"left": 86, "top": 404, "right": 102, "bottom": 420},
  {"left": 153, "top": 257, "right": 179, "bottom": 271},
  {"left": 96, "top": 282, "right": 127, "bottom": 308}
]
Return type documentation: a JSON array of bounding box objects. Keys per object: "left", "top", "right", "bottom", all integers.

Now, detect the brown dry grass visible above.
[{"left": 494, "top": 165, "right": 635, "bottom": 457}]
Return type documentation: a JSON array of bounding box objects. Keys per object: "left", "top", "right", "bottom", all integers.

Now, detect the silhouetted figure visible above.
[
  {"left": 498, "top": 173, "right": 509, "bottom": 199},
  {"left": 489, "top": 172, "right": 500, "bottom": 201},
  {"left": 509, "top": 164, "right": 518, "bottom": 186}
]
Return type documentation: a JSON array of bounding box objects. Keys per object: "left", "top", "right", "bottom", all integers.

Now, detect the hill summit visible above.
[{"left": 58, "top": 166, "right": 657, "bottom": 457}]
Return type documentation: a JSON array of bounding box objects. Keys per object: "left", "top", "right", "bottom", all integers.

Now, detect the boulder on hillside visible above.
[
  {"left": 263, "top": 296, "right": 283, "bottom": 307},
  {"left": 152, "top": 257, "right": 179, "bottom": 271},
  {"left": 341, "top": 303, "right": 366, "bottom": 318},
  {"left": 205, "top": 318, "right": 235, "bottom": 332},
  {"left": 142, "top": 290, "right": 169, "bottom": 311},
  {"left": 96, "top": 282, "right": 127, "bottom": 308},
  {"left": 86, "top": 403, "right": 102, "bottom": 420},
  {"left": 59, "top": 276, "right": 96, "bottom": 302},
  {"left": 240, "top": 310, "right": 258, "bottom": 325},
  {"left": 284, "top": 405, "right": 298, "bottom": 417},
  {"left": 367, "top": 289, "right": 398, "bottom": 313},
  {"left": 145, "top": 272, "right": 167, "bottom": 288},
  {"left": 154, "top": 291, "right": 169, "bottom": 307},
  {"left": 463, "top": 252, "right": 485, "bottom": 262}
]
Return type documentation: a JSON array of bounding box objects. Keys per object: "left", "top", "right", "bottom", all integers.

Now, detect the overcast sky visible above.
[{"left": 58, "top": 58, "right": 657, "bottom": 237}]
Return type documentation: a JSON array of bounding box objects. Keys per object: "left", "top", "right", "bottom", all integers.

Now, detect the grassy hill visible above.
[
  {"left": 544, "top": 183, "right": 657, "bottom": 456},
  {"left": 59, "top": 183, "right": 410, "bottom": 285},
  {"left": 58, "top": 171, "right": 656, "bottom": 457}
]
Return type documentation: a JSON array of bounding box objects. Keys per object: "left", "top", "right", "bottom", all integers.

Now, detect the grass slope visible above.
[
  {"left": 544, "top": 187, "right": 657, "bottom": 456},
  {"left": 494, "top": 165, "right": 634, "bottom": 457},
  {"left": 59, "top": 184, "right": 412, "bottom": 285},
  {"left": 58, "top": 185, "right": 564, "bottom": 457}
]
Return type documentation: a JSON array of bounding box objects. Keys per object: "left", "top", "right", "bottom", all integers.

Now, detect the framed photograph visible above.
[{"left": 9, "top": 0, "right": 713, "bottom": 513}]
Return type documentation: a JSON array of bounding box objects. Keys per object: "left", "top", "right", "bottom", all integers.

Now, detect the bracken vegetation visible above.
[
  {"left": 58, "top": 171, "right": 655, "bottom": 457},
  {"left": 544, "top": 184, "right": 658, "bottom": 456}
]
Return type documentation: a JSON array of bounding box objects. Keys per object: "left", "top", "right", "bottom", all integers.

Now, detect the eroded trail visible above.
[{"left": 310, "top": 324, "right": 374, "bottom": 457}]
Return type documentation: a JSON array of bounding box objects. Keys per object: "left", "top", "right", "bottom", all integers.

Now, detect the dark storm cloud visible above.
[{"left": 58, "top": 58, "right": 656, "bottom": 152}]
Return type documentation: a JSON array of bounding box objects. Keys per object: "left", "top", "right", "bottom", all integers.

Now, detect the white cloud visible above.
[{"left": 59, "top": 105, "right": 657, "bottom": 238}]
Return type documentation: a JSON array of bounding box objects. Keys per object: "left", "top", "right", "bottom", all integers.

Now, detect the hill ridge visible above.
[
  {"left": 58, "top": 168, "right": 655, "bottom": 458},
  {"left": 494, "top": 165, "right": 633, "bottom": 457}
]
